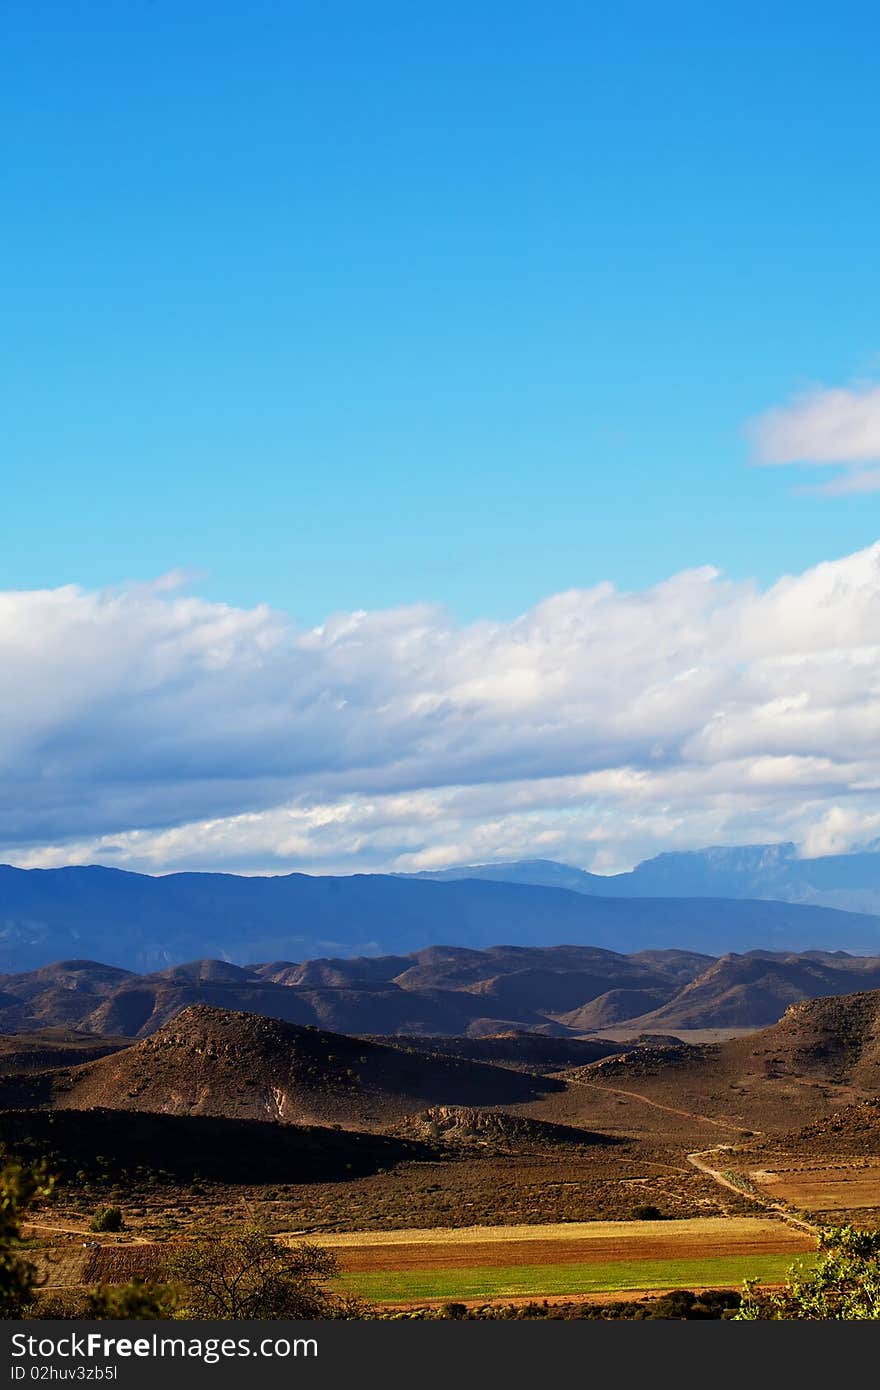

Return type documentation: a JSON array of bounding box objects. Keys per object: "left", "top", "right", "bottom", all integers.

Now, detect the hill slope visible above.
[
  {"left": 620, "top": 951, "right": 880, "bottom": 1029},
  {"left": 49, "top": 1004, "right": 564, "bottom": 1127},
  {"left": 564, "top": 988, "right": 880, "bottom": 1138}
]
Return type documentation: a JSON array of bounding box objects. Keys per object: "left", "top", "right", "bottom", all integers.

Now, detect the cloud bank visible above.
[{"left": 4, "top": 545, "right": 880, "bottom": 875}]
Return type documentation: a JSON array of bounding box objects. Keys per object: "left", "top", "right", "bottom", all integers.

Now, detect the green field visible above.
[{"left": 338, "top": 1252, "right": 817, "bottom": 1303}]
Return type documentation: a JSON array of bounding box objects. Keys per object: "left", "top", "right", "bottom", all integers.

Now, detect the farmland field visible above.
[
  {"left": 309, "top": 1216, "right": 814, "bottom": 1304},
  {"left": 749, "top": 1159, "right": 880, "bottom": 1214},
  {"left": 336, "top": 1253, "right": 813, "bottom": 1303}
]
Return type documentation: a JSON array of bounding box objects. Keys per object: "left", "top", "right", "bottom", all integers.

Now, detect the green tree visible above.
[
  {"left": 0, "top": 1160, "right": 54, "bottom": 1318},
  {"left": 735, "top": 1226, "right": 880, "bottom": 1319},
  {"left": 167, "top": 1226, "right": 366, "bottom": 1320},
  {"left": 89, "top": 1206, "right": 124, "bottom": 1233}
]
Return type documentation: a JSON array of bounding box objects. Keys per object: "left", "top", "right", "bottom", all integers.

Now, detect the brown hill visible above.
[
  {"left": 49, "top": 1004, "right": 564, "bottom": 1127},
  {"left": 0, "top": 961, "right": 135, "bottom": 1031},
  {"left": 555, "top": 988, "right": 880, "bottom": 1141},
  {"left": 558, "top": 988, "right": 674, "bottom": 1030},
  {"left": 390, "top": 945, "right": 673, "bottom": 998},
  {"left": 4, "top": 946, "right": 879, "bottom": 1040},
  {"left": 735, "top": 989, "right": 880, "bottom": 1089},
  {"left": 628, "top": 949, "right": 716, "bottom": 982},
  {"left": 622, "top": 952, "right": 880, "bottom": 1030}
]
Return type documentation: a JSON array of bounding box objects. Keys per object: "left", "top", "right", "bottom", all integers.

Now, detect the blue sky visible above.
[
  {"left": 4, "top": 1, "right": 879, "bottom": 623},
  {"left": 4, "top": 2, "right": 880, "bottom": 877}
]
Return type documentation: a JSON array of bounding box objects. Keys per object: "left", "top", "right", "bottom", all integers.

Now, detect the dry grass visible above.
[
  {"left": 749, "top": 1159, "right": 880, "bottom": 1213},
  {"left": 302, "top": 1215, "right": 796, "bottom": 1248}
]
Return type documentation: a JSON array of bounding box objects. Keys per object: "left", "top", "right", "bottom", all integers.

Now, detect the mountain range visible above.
[
  {"left": 408, "top": 841, "right": 880, "bottom": 915},
  {"left": 5, "top": 943, "right": 880, "bottom": 1038},
  {"left": 4, "top": 856, "right": 880, "bottom": 971}
]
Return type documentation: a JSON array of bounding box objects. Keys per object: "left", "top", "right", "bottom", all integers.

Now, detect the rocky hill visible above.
[
  {"left": 560, "top": 987, "right": 880, "bottom": 1137},
  {"left": 47, "top": 1004, "right": 564, "bottom": 1127},
  {"left": 395, "top": 1105, "right": 606, "bottom": 1150},
  {"left": 737, "top": 989, "right": 880, "bottom": 1089}
]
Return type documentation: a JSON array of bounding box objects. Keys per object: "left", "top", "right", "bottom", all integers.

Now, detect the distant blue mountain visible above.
[
  {"left": 406, "top": 843, "right": 880, "bottom": 915},
  {"left": 2, "top": 859, "right": 880, "bottom": 971}
]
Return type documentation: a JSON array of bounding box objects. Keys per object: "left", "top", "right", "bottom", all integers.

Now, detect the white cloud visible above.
[
  {"left": 4, "top": 546, "right": 880, "bottom": 874},
  {"left": 805, "top": 469, "right": 880, "bottom": 497},
  {"left": 749, "top": 380, "right": 880, "bottom": 494}
]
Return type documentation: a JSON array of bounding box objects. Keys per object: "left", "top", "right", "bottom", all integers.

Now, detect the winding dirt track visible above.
[
  {"left": 565, "top": 1072, "right": 820, "bottom": 1236},
  {"left": 564, "top": 1073, "right": 749, "bottom": 1133},
  {"left": 686, "top": 1148, "right": 820, "bottom": 1236}
]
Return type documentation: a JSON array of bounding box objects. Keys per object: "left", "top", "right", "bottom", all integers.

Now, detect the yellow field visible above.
[
  {"left": 750, "top": 1160, "right": 880, "bottom": 1213},
  {"left": 302, "top": 1215, "right": 801, "bottom": 1249}
]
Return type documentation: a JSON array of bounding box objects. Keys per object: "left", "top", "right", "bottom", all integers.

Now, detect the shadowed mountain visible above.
[
  {"left": 3, "top": 861, "right": 880, "bottom": 971},
  {"left": 371, "top": 1032, "right": 626, "bottom": 1070},
  {"left": 0, "top": 1029, "right": 129, "bottom": 1073},
  {"left": 0, "top": 945, "right": 714, "bottom": 1039}
]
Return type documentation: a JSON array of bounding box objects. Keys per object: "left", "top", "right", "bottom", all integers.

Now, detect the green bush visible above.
[
  {"left": 89, "top": 1206, "right": 124, "bottom": 1233},
  {"left": 735, "top": 1226, "right": 880, "bottom": 1319}
]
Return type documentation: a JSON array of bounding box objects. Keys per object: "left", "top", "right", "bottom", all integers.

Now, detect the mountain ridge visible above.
[
  {"left": 3, "top": 860, "right": 880, "bottom": 970},
  {"left": 407, "top": 843, "right": 880, "bottom": 915},
  {"left": 3, "top": 943, "right": 880, "bottom": 1038}
]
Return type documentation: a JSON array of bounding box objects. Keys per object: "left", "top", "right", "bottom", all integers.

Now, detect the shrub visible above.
[
  {"left": 439, "top": 1301, "right": 468, "bottom": 1319},
  {"left": 89, "top": 1206, "right": 124, "bottom": 1233},
  {"left": 735, "top": 1225, "right": 880, "bottom": 1319},
  {"left": 630, "top": 1204, "right": 663, "bottom": 1220}
]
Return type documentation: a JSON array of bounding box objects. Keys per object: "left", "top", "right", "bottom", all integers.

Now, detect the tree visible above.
[
  {"left": 167, "top": 1226, "right": 365, "bottom": 1319},
  {"left": 89, "top": 1206, "right": 124, "bottom": 1233},
  {"left": 0, "top": 1160, "right": 54, "bottom": 1318},
  {"left": 734, "top": 1226, "right": 880, "bottom": 1319}
]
